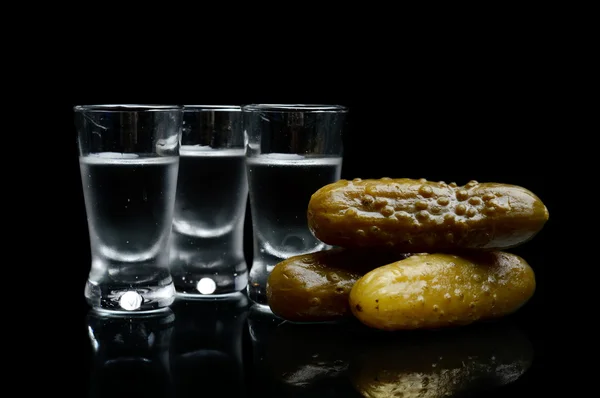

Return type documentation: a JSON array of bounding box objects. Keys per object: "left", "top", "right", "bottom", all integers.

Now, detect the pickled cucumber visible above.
[
  {"left": 267, "top": 248, "right": 411, "bottom": 322},
  {"left": 308, "top": 178, "right": 549, "bottom": 251},
  {"left": 349, "top": 252, "right": 535, "bottom": 330}
]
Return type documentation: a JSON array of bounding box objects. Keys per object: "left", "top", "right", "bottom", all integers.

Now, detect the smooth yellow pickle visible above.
[{"left": 349, "top": 252, "right": 535, "bottom": 330}]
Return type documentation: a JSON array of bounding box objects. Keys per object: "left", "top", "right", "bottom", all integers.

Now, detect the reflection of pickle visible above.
[
  {"left": 267, "top": 248, "right": 411, "bottom": 322},
  {"left": 266, "top": 322, "right": 360, "bottom": 393},
  {"left": 350, "top": 322, "right": 533, "bottom": 398},
  {"left": 308, "top": 178, "right": 549, "bottom": 252}
]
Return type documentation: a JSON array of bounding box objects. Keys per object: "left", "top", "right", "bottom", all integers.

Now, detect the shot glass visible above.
[
  {"left": 243, "top": 104, "right": 348, "bottom": 305},
  {"left": 75, "top": 104, "right": 182, "bottom": 313},
  {"left": 169, "top": 105, "right": 248, "bottom": 297}
]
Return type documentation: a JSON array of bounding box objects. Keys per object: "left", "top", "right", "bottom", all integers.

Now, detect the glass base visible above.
[
  {"left": 85, "top": 278, "right": 176, "bottom": 313},
  {"left": 247, "top": 285, "right": 268, "bottom": 306},
  {"left": 90, "top": 306, "right": 173, "bottom": 318},
  {"left": 176, "top": 290, "right": 246, "bottom": 300},
  {"left": 247, "top": 260, "right": 271, "bottom": 305},
  {"left": 171, "top": 266, "right": 248, "bottom": 298}
]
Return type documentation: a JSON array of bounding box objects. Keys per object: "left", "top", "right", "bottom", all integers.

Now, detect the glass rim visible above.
[
  {"left": 183, "top": 105, "right": 242, "bottom": 112},
  {"left": 73, "top": 104, "right": 182, "bottom": 112},
  {"left": 242, "top": 104, "right": 348, "bottom": 113}
]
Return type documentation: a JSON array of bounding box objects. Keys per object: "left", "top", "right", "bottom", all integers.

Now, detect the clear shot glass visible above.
[
  {"left": 169, "top": 105, "right": 248, "bottom": 297},
  {"left": 75, "top": 104, "right": 182, "bottom": 313},
  {"left": 243, "top": 104, "right": 348, "bottom": 305}
]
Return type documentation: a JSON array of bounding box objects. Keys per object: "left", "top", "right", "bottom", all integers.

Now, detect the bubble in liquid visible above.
[
  {"left": 197, "top": 278, "right": 217, "bottom": 294},
  {"left": 120, "top": 291, "right": 142, "bottom": 311}
]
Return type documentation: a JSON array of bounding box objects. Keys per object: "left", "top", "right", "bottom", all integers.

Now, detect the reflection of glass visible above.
[
  {"left": 245, "top": 304, "right": 287, "bottom": 397},
  {"left": 246, "top": 312, "right": 533, "bottom": 398},
  {"left": 86, "top": 310, "right": 174, "bottom": 398},
  {"left": 169, "top": 106, "right": 248, "bottom": 297},
  {"left": 243, "top": 104, "right": 347, "bottom": 305},
  {"left": 75, "top": 104, "right": 182, "bottom": 313},
  {"left": 170, "top": 293, "right": 248, "bottom": 397},
  {"left": 246, "top": 304, "right": 357, "bottom": 397}
]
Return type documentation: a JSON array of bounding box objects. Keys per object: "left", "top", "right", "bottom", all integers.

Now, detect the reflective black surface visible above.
[
  {"left": 61, "top": 71, "right": 559, "bottom": 397},
  {"left": 82, "top": 292, "right": 543, "bottom": 397},
  {"left": 87, "top": 310, "right": 175, "bottom": 398}
]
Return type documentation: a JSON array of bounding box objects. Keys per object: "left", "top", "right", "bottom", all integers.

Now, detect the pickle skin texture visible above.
[
  {"left": 349, "top": 252, "right": 535, "bottom": 331},
  {"left": 267, "top": 248, "right": 411, "bottom": 322},
  {"left": 307, "top": 178, "right": 549, "bottom": 251}
]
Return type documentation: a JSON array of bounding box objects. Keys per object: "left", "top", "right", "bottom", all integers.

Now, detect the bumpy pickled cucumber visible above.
[
  {"left": 349, "top": 252, "right": 535, "bottom": 330},
  {"left": 307, "top": 178, "right": 549, "bottom": 251},
  {"left": 267, "top": 248, "right": 411, "bottom": 322},
  {"left": 351, "top": 321, "right": 533, "bottom": 397}
]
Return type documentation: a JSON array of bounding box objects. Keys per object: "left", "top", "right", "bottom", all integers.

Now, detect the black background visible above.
[{"left": 44, "top": 59, "right": 558, "bottom": 396}]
